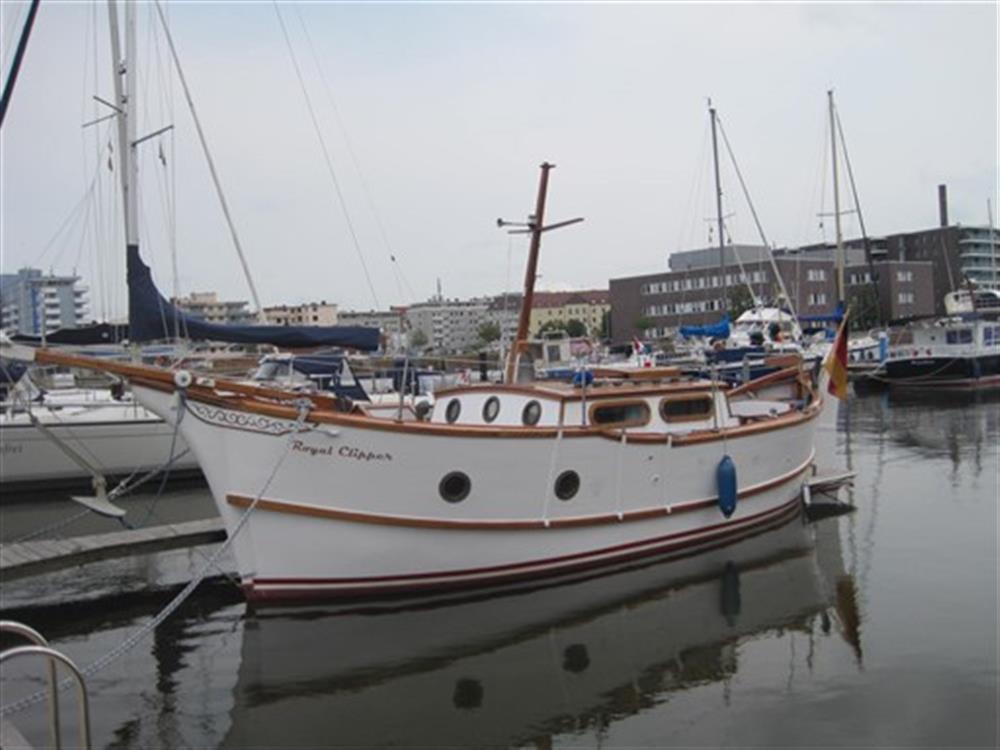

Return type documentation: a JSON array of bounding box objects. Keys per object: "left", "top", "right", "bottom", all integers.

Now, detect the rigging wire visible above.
[
  {"left": 291, "top": 4, "right": 415, "bottom": 304},
  {"left": 272, "top": 1, "right": 381, "bottom": 310}
]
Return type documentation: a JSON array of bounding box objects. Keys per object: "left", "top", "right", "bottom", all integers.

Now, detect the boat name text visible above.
[{"left": 292, "top": 440, "right": 392, "bottom": 462}]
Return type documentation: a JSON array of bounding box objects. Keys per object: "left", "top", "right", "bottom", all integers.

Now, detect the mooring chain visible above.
[{"left": 0, "top": 398, "right": 313, "bottom": 718}]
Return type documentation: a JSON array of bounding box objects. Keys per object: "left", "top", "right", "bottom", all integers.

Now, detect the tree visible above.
[
  {"left": 565, "top": 318, "right": 587, "bottom": 337},
  {"left": 538, "top": 320, "right": 568, "bottom": 336},
  {"left": 726, "top": 286, "right": 755, "bottom": 319},
  {"left": 633, "top": 316, "right": 653, "bottom": 334},
  {"left": 847, "top": 284, "right": 880, "bottom": 331},
  {"left": 599, "top": 310, "right": 611, "bottom": 340},
  {"left": 408, "top": 329, "right": 428, "bottom": 349},
  {"left": 477, "top": 321, "right": 501, "bottom": 344}
]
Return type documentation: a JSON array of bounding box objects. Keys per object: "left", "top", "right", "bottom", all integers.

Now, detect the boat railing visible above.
[{"left": 0, "top": 620, "right": 91, "bottom": 749}]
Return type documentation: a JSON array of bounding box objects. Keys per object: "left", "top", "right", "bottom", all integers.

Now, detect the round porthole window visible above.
[
  {"left": 522, "top": 400, "right": 542, "bottom": 426},
  {"left": 445, "top": 398, "right": 462, "bottom": 424},
  {"left": 482, "top": 396, "right": 500, "bottom": 423},
  {"left": 439, "top": 471, "right": 471, "bottom": 503},
  {"left": 555, "top": 470, "right": 580, "bottom": 500}
]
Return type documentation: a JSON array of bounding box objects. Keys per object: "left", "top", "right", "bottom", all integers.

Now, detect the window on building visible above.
[
  {"left": 897, "top": 292, "right": 915, "bottom": 305},
  {"left": 897, "top": 270, "right": 913, "bottom": 283},
  {"left": 808, "top": 293, "right": 827, "bottom": 306},
  {"left": 807, "top": 269, "right": 827, "bottom": 282}
]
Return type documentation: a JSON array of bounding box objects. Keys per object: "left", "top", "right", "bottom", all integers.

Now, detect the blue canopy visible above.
[
  {"left": 679, "top": 315, "right": 730, "bottom": 340},
  {"left": 127, "top": 246, "right": 380, "bottom": 350},
  {"left": 798, "top": 301, "right": 845, "bottom": 324}
]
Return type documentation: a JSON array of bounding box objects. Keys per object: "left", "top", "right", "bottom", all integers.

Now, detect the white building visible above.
[
  {"left": 0, "top": 268, "right": 89, "bottom": 336},
  {"left": 264, "top": 301, "right": 339, "bottom": 327}
]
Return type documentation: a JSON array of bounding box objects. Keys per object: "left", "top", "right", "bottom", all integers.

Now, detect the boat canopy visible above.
[
  {"left": 128, "top": 247, "right": 380, "bottom": 350},
  {"left": 11, "top": 322, "right": 130, "bottom": 346},
  {"left": 798, "top": 301, "right": 846, "bottom": 324},
  {"left": 679, "top": 316, "right": 730, "bottom": 340}
]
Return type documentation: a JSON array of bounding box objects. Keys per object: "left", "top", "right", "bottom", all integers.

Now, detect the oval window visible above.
[
  {"left": 555, "top": 470, "right": 580, "bottom": 501},
  {"left": 439, "top": 471, "right": 471, "bottom": 503},
  {"left": 522, "top": 400, "right": 542, "bottom": 426},
  {"left": 445, "top": 398, "right": 461, "bottom": 423},
  {"left": 482, "top": 396, "right": 500, "bottom": 423}
]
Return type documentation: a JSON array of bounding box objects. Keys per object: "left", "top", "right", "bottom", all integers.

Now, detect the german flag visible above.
[{"left": 824, "top": 316, "right": 850, "bottom": 400}]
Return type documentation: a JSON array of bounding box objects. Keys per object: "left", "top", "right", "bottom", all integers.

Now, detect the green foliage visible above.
[
  {"left": 565, "top": 318, "right": 587, "bottom": 337},
  {"left": 600, "top": 310, "right": 611, "bottom": 340},
  {"left": 408, "top": 329, "right": 429, "bottom": 349},
  {"left": 847, "top": 284, "right": 881, "bottom": 331},
  {"left": 633, "top": 316, "right": 653, "bottom": 333},
  {"left": 726, "top": 286, "right": 755, "bottom": 319},
  {"left": 538, "top": 320, "right": 568, "bottom": 336},
  {"left": 477, "top": 322, "right": 501, "bottom": 344}
]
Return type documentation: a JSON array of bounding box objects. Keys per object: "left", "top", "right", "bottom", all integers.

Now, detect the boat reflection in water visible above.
[{"left": 222, "top": 509, "right": 861, "bottom": 747}]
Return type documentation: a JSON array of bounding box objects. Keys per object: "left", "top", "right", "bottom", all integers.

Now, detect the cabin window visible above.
[
  {"left": 445, "top": 398, "right": 462, "bottom": 423},
  {"left": 945, "top": 329, "right": 973, "bottom": 345},
  {"left": 589, "top": 401, "right": 650, "bottom": 428},
  {"left": 439, "top": 471, "right": 471, "bottom": 503},
  {"left": 984, "top": 327, "right": 999, "bottom": 346},
  {"left": 660, "top": 396, "right": 714, "bottom": 422},
  {"left": 555, "top": 470, "right": 580, "bottom": 501},
  {"left": 522, "top": 400, "right": 542, "bottom": 426},
  {"left": 482, "top": 396, "right": 500, "bottom": 423}
]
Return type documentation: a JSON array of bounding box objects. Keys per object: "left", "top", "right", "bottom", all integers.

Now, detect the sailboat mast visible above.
[
  {"left": 828, "top": 89, "right": 844, "bottom": 304},
  {"left": 505, "top": 162, "right": 553, "bottom": 384},
  {"left": 710, "top": 105, "right": 727, "bottom": 314},
  {"left": 107, "top": 0, "right": 139, "bottom": 250}
]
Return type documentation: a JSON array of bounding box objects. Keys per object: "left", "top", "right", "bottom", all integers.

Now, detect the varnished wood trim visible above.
[
  {"left": 47, "top": 348, "right": 821, "bottom": 445},
  {"left": 658, "top": 393, "right": 715, "bottom": 423},
  {"left": 225, "top": 450, "right": 814, "bottom": 531}
]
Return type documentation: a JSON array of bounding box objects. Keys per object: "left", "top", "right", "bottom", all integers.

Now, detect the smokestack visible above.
[{"left": 938, "top": 184, "right": 949, "bottom": 227}]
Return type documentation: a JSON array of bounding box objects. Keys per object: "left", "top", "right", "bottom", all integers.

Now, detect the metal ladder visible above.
[{"left": 0, "top": 620, "right": 91, "bottom": 749}]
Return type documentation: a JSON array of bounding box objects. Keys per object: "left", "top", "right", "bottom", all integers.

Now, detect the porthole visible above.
[
  {"left": 659, "top": 396, "right": 713, "bottom": 423},
  {"left": 522, "top": 400, "right": 542, "bottom": 426},
  {"left": 555, "top": 470, "right": 580, "bottom": 501},
  {"left": 445, "top": 398, "right": 461, "bottom": 424},
  {"left": 482, "top": 396, "right": 500, "bottom": 423},
  {"left": 439, "top": 471, "right": 471, "bottom": 503},
  {"left": 590, "top": 401, "right": 650, "bottom": 427}
]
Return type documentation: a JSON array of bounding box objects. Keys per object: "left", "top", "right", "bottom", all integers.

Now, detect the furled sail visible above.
[{"left": 128, "top": 247, "right": 380, "bottom": 350}]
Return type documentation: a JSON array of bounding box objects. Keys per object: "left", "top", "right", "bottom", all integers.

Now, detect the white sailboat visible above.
[{"left": 3, "top": 9, "right": 846, "bottom": 601}]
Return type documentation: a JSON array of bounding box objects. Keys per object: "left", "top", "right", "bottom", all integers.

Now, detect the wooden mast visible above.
[{"left": 501, "top": 162, "right": 583, "bottom": 383}]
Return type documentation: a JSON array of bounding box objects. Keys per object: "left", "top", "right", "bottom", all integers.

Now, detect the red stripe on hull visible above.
[{"left": 244, "top": 490, "right": 806, "bottom": 602}]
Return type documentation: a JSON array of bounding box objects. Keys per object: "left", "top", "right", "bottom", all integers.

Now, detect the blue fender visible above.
[{"left": 717, "top": 455, "right": 737, "bottom": 518}]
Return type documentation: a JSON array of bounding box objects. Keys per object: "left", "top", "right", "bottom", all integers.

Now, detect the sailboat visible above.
[{"left": 3, "top": 6, "right": 842, "bottom": 601}]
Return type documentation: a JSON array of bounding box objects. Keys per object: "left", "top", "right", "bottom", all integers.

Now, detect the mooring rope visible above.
[{"left": 0, "top": 399, "right": 312, "bottom": 718}]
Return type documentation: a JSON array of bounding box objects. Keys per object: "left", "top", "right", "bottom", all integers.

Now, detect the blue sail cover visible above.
[
  {"left": 679, "top": 316, "right": 730, "bottom": 340},
  {"left": 798, "top": 301, "right": 845, "bottom": 324},
  {"left": 128, "top": 246, "right": 380, "bottom": 350}
]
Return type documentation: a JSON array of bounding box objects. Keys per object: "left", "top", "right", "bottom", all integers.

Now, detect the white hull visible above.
[
  {"left": 0, "top": 398, "right": 199, "bottom": 486},
  {"left": 223, "top": 513, "right": 855, "bottom": 747},
  {"left": 135, "top": 380, "right": 820, "bottom": 601}
]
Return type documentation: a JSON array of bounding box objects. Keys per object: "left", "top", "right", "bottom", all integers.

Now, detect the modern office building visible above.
[{"left": 0, "top": 268, "right": 89, "bottom": 337}]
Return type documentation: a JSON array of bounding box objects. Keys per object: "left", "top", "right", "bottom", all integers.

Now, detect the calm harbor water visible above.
[{"left": 1, "top": 391, "right": 997, "bottom": 748}]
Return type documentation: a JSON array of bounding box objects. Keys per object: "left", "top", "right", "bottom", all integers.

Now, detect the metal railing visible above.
[{"left": 1, "top": 620, "right": 91, "bottom": 749}]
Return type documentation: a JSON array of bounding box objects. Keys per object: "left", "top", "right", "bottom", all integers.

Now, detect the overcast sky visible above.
[{"left": 1, "top": 2, "right": 997, "bottom": 320}]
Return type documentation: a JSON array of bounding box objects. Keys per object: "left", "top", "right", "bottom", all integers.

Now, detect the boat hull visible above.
[
  {"left": 134, "top": 384, "right": 819, "bottom": 601},
  {"left": 880, "top": 353, "right": 1000, "bottom": 390},
  {"left": 0, "top": 403, "right": 199, "bottom": 487}
]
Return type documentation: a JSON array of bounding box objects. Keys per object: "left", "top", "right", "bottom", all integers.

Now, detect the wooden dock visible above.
[{"left": 0, "top": 518, "right": 226, "bottom": 580}]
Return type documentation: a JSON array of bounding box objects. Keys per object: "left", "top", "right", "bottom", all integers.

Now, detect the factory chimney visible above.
[{"left": 938, "top": 184, "right": 949, "bottom": 227}]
